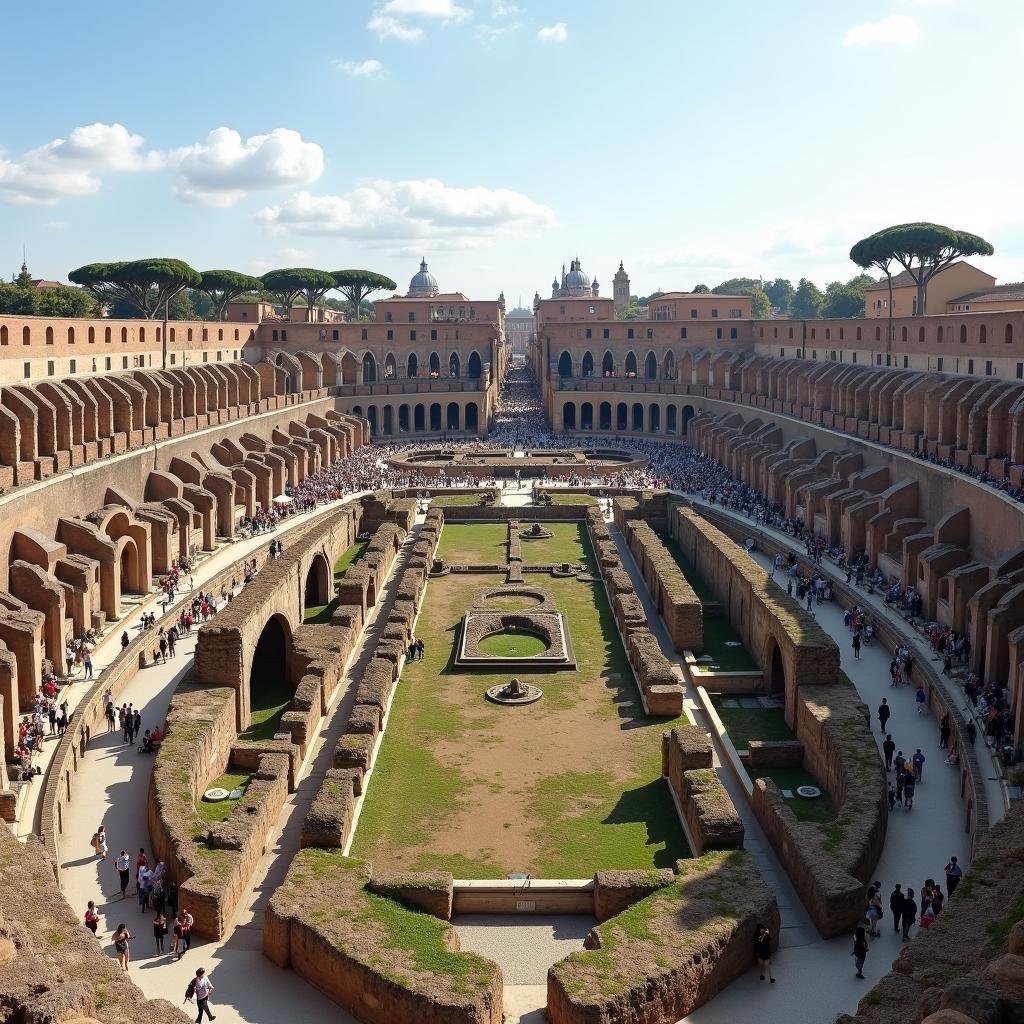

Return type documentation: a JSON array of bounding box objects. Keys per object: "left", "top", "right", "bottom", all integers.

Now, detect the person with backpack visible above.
[
  {"left": 185, "top": 967, "right": 216, "bottom": 1022},
  {"left": 90, "top": 825, "right": 107, "bottom": 861},
  {"left": 84, "top": 901, "right": 101, "bottom": 936}
]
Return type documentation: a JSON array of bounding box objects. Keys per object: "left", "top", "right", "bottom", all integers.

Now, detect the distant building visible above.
[
  {"left": 550, "top": 258, "right": 601, "bottom": 300},
  {"left": 505, "top": 302, "right": 535, "bottom": 359},
  {"left": 864, "top": 261, "right": 995, "bottom": 317},
  {"left": 947, "top": 282, "right": 1024, "bottom": 314},
  {"left": 613, "top": 261, "right": 631, "bottom": 313}
]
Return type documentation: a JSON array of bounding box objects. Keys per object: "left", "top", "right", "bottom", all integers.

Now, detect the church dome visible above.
[
  {"left": 563, "top": 258, "right": 591, "bottom": 296},
  {"left": 408, "top": 258, "right": 439, "bottom": 297}
]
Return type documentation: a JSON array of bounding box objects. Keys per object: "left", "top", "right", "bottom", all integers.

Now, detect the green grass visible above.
[
  {"left": 304, "top": 540, "right": 368, "bottom": 623},
  {"left": 353, "top": 522, "right": 689, "bottom": 877},
  {"left": 436, "top": 522, "right": 508, "bottom": 564},
  {"left": 240, "top": 674, "right": 293, "bottom": 741},
  {"left": 479, "top": 632, "right": 550, "bottom": 657},
  {"left": 195, "top": 769, "right": 254, "bottom": 823},
  {"left": 484, "top": 595, "right": 543, "bottom": 611},
  {"left": 986, "top": 893, "right": 1024, "bottom": 947},
  {"left": 710, "top": 699, "right": 794, "bottom": 749},
  {"left": 548, "top": 492, "right": 598, "bottom": 506},
  {"left": 694, "top": 618, "right": 759, "bottom": 672},
  {"left": 663, "top": 538, "right": 715, "bottom": 602},
  {"left": 749, "top": 767, "right": 837, "bottom": 823},
  {"left": 430, "top": 493, "right": 488, "bottom": 506},
  {"left": 519, "top": 521, "right": 590, "bottom": 565}
]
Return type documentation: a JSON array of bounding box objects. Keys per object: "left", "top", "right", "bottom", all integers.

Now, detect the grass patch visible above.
[
  {"left": 663, "top": 538, "right": 715, "bottom": 602},
  {"left": 196, "top": 769, "right": 254, "bottom": 823},
  {"left": 436, "top": 522, "right": 508, "bottom": 564},
  {"left": 749, "top": 767, "right": 837, "bottom": 823},
  {"left": 239, "top": 674, "right": 293, "bottom": 741},
  {"left": 305, "top": 541, "right": 369, "bottom": 623},
  {"left": 519, "top": 521, "right": 590, "bottom": 566},
  {"left": 479, "top": 632, "right": 550, "bottom": 657},
  {"left": 547, "top": 493, "right": 598, "bottom": 506},
  {"left": 694, "top": 617, "right": 758, "bottom": 672},
  {"left": 710, "top": 699, "right": 794, "bottom": 748},
  {"left": 430, "top": 493, "right": 488, "bottom": 506},
  {"left": 986, "top": 893, "right": 1024, "bottom": 947}
]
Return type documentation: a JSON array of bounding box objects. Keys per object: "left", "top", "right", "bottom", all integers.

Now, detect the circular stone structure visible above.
[
  {"left": 389, "top": 446, "right": 648, "bottom": 479},
  {"left": 479, "top": 631, "right": 550, "bottom": 658},
  {"left": 485, "top": 677, "right": 543, "bottom": 706},
  {"left": 796, "top": 785, "right": 823, "bottom": 799},
  {"left": 204, "top": 787, "right": 230, "bottom": 802}
]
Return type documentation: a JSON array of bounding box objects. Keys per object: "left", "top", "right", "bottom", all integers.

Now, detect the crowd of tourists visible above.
[{"left": 910, "top": 447, "right": 1024, "bottom": 503}]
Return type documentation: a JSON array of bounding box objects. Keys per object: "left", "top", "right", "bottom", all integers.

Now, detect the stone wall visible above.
[
  {"left": 547, "top": 851, "right": 778, "bottom": 1024},
  {"left": 264, "top": 850, "right": 503, "bottom": 1024}
]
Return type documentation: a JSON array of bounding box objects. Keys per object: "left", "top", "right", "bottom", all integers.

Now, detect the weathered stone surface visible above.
[
  {"left": 593, "top": 869, "right": 675, "bottom": 922},
  {"left": 369, "top": 871, "right": 454, "bottom": 920}
]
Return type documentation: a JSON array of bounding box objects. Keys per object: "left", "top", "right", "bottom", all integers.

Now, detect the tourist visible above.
[
  {"left": 877, "top": 699, "right": 890, "bottom": 732},
  {"left": 753, "top": 924, "right": 775, "bottom": 982},
  {"left": 852, "top": 631, "right": 861, "bottom": 659},
  {"left": 916, "top": 685, "right": 927, "bottom": 714},
  {"left": 105, "top": 700, "right": 116, "bottom": 733},
  {"left": 84, "top": 900, "right": 101, "bottom": 936},
  {"left": 901, "top": 886, "right": 918, "bottom": 940},
  {"left": 852, "top": 926, "right": 868, "bottom": 979},
  {"left": 172, "top": 913, "right": 185, "bottom": 957},
  {"left": 180, "top": 908, "right": 194, "bottom": 957},
  {"left": 903, "top": 773, "right": 916, "bottom": 810},
  {"left": 91, "top": 824, "right": 108, "bottom": 861},
  {"left": 84, "top": 651, "right": 94, "bottom": 679},
  {"left": 116, "top": 849, "right": 131, "bottom": 899},
  {"left": 882, "top": 734, "right": 895, "bottom": 772},
  {"left": 121, "top": 631, "right": 129, "bottom": 651},
  {"left": 153, "top": 910, "right": 167, "bottom": 955},
  {"left": 887, "top": 784, "right": 896, "bottom": 811},
  {"left": 939, "top": 713, "right": 951, "bottom": 749},
  {"left": 865, "top": 886, "right": 882, "bottom": 938},
  {"left": 416, "top": 638, "right": 424, "bottom": 660},
  {"left": 889, "top": 884, "right": 903, "bottom": 934},
  {"left": 192, "top": 967, "right": 217, "bottom": 1022},
  {"left": 945, "top": 856, "right": 962, "bottom": 897},
  {"left": 112, "top": 923, "right": 134, "bottom": 971},
  {"left": 132, "top": 708, "right": 142, "bottom": 744},
  {"left": 912, "top": 748, "right": 926, "bottom": 782}
]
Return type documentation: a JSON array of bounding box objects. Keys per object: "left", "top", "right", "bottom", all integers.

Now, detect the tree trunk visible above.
[{"left": 916, "top": 277, "right": 926, "bottom": 316}]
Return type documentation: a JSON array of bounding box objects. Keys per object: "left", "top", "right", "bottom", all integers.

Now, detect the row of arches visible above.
[
  {"left": 353, "top": 400, "right": 481, "bottom": 436},
  {"left": 557, "top": 349, "right": 676, "bottom": 381},
  {"left": 561, "top": 400, "right": 696, "bottom": 435},
  {"left": 377, "top": 350, "right": 483, "bottom": 381}
]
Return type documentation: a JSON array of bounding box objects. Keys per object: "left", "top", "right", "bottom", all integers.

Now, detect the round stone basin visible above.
[{"left": 479, "top": 631, "right": 550, "bottom": 658}]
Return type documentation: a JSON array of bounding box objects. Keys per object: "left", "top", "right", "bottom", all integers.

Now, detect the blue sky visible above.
[{"left": 2, "top": 0, "right": 1022, "bottom": 304}]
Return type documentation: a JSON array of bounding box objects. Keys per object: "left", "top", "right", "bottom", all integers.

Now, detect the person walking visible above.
[
  {"left": 912, "top": 748, "right": 926, "bottom": 782},
  {"left": 916, "top": 685, "right": 927, "bottom": 714},
  {"left": 152, "top": 910, "right": 167, "bottom": 955},
  {"left": 84, "top": 651, "right": 94, "bottom": 679},
  {"left": 753, "top": 924, "right": 776, "bottom": 982},
  {"left": 132, "top": 709, "right": 141, "bottom": 745},
  {"left": 192, "top": 967, "right": 217, "bottom": 1022},
  {"left": 883, "top": 734, "right": 896, "bottom": 772},
  {"left": 116, "top": 850, "right": 131, "bottom": 899},
  {"left": 852, "top": 926, "right": 869, "bottom": 979},
  {"left": 91, "top": 825, "right": 108, "bottom": 861},
  {"left": 172, "top": 913, "right": 185, "bottom": 958},
  {"left": 939, "top": 712, "right": 951, "bottom": 749},
  {"left": 878, "top": 699, "right": 891, "bottom": 732},
  {"left": 112, "top": 923, "right": 134, "bottom": 972},
  {"left": 865, "top": 886, "right": 882, "bottom": 938},
  {"left": 852, "top": 631, "right": 862, "bottom": 659},
  {"left": 889, "top": 884, "right": 904, "bottom": 934},
  {"left": 903, "top": 774, "right": 916, "bottom": 810},
  {"left": 901, "top": 887, "right": 918, "bottom": 941},
  {"left": 105, "top": 700, "right": 115, "bottom": 733},
  {"left": 84, "top": 900, "right": 101, "bottom": 937},
  {"left": 121, "top": 631, "right": 129, "bottom": 652},
  {"left": 945, "top": 856, "right": 962, "bottom": 897}
]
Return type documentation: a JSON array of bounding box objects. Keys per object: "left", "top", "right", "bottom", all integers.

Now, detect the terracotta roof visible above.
[
  {"left": 863, "top": 260, "right": 993, "bottom": 292},
  {"left": 949, "top": 283, "right": 1024, "bottom": 304}
]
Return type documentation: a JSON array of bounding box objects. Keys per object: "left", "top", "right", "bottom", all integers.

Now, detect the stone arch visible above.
[
  {"left": 765, "top": 635, "right": 786, "bottom": 697},
  {"left": 465, "top": 401, "right": 479, "bottom": 433},
  {"left": 599, "top": 401, "right": 612, "bottom": 430},
  {"left": 367, "top": 405, "right": 378, "bottom": 434},
  {"left": 631, "top": 402, "right": 644, "bottom": 431},
  {"left": 663, "top": 350, "right": 675, "bottom": 379},
  {"left": 250, "top": 613, "right": 293, "bottom": 725},
  {"left": 407, "top": 352, "right": 418, "bottom": 378},
  {"left": 644, "top": 351, "right": 657, "bottom": 380},
  {"left": 430, "top": 402, "right": 442, "bottom": 431},
  {"left": 446, "top": 401, "right": 460, "bottom": 430},
  {"left": 666, "top": 405, "right": 678, "bottom": 434},
  {"left": 414, "top": 403, "right": 425, "bottom": 432},
  {"left": 118, "top": 535, "right": 143, "bottom": 594},
  {"left": 625, "top": 351, "right": 638, "bottom": 377},
  {"left": 581, "top": 401, "right": 594, "bottom": 431},
  {"left": 341, "top": 352, "right": 360, "bottom": 385},
  {"left": 384, "top": 353, "right": 397, "bottom": 379},
  {"left": 429, "top": 351, "right": 441, "bottom": 377},
  {"left": 582, "top": 351, "right": 594, "bottom": 377},
  {"left": 467, "top": 351, "right": 482, "bottom": 378},
  {"left": 557, "top": 350, "right": 573, "bottom": 378},
  {"left": 616, "top": 401, "right": 628, "bottom": 431},
  {"left": 304, "top": 552, "right": 331, "bottom": 612},
  {"left": 398, "top": 403, "right": 410, "bottom": 433},
  {"left": 649, "top": 404, "right": 661, "bottom": 433},
  {"left": 602, "top": 350, "right": 615, "bottom": 376},
  {"left": 682, "top": 404, "right": 696, "bottom": 435},
  {"left": 563, "top": 401, "right": 576, "bottom": 430},
  {"left": 362, "top": 352, "right": 377, "bottom": 382},
  {"left": 449, "top": 352, "right": 461, "bottom": 378},
  {"left": 383, "top": 405, "right": 394, "bottom": 435}
]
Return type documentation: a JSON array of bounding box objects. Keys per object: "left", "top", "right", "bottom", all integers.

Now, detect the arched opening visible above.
[
  {"left": 666, "top": 405, "right": 678, "bottom": 434},
  {"left": 649, "top": 405, "right": 660, "bottom": 433},
  {"left": 901, "top": 326, "right": 908, "bottom": 343},
  {"left": 367, "top": 405, "right": 378, "bottom": 433},
  {"left": 429, "top": 351, "right": 441, "bottom": 377},
  {"left": 602, "top": 351, "right": 615, "bottom": 377},
  {"left": 362, "top": 352, "right": 377, "bottom": 382},
  {"left": 22, "top": 326, "right": 30, "bottom": 345},
  {"left": 105, "top": 326, "right": 112, "bottom": 343},
  {"left": 0, "top": 325, "right": 6, "bottom": 345},
  {"left": 581, "top": 401, "right": 593, "bottom": 431},
  {"left": 616, "top": 402, "right": 628, "bottom": 431},
  {"left": 631, "top": 402, "right": 643, "bottom": 431},
  {"left": 430, "top": 402, "right": 442, "bottom": 431},
  {"left": 625, "top": 351, "right": 638, "bottom": 378},
  {"left": 1007, "top": 323, "right": 1014, "bottom": 344},
  {"left": 249, "top": 614, "right": 292, "bottom": 729},
  {"left": 558, "top": 350, "right": 573, "bottom": 378},
  {"left": 398, "top": 404, "right": 410, "bottom": 433},
  {"left": 414, "top": 404, "right": 425, "bottom": 432},
  {"left": 121, "top": 326, "right": 128, "bottom": 343},
  {"left": 681, "top": 404, "right": 695, "bottom": 435},
  {"left": 383, "top": 405, "right": 394, "bottom": 435},
  {"left": 304, "top": 554, "right": 330, "bottom": 612},
  {"left": 663, "top": 350, "right": 675, "bottom": 379},
  {"left": 599, "top": 401, "right": 612, "bottom": 430},
  {"left": 341, "top": 352, "right": 359, "bottom": 384},
  {"left": 980, "top": 325, "right": 988, "bottom": 344},
  {"left": 467, "top": 351, "right": 482, "bottom": 378},
  {"left": 465, "top": 402, "right": 479, "bottom": 433},
  {"left": 68, "top": 326, "right": 75, "bottom": 344},
  {"left": 582, "top": 351, "right": 594, "bottom": 377},
  {"left": 960, "top": 324, "right": 967, "bottom": 344},
  {"left": 937, "top": 326, "right": 943, "bottom": 344},
  {"left": 563, "top": 401, "right": 576, "bottom": 430},
  {"left": 449, "top": 352, "right": 461, "bottom": 377},
  {"left": 645, "top": 352, "right": 657, "bottom": 379},
  {"left": 407, "top": 353, "right": 418, "bottom": 377},
  {"left": 767, "top": 638, "right": 786, "bottom": 697},
  {"left": 120, "top": 539, "right": 142, "bottom": 594},
  {"left": 918, "top": 326, "right": 925, "bottom": 344},
  {"left": 384, "top": 353, "right": 397, "bottom": 379},
  {"left": 446, "top": 402, "right": 460, "bottom": 431}
]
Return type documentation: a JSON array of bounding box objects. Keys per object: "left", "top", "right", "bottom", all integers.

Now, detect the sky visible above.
[{"left": 2, "top": 0, "right": 1023, "bottom": 306}]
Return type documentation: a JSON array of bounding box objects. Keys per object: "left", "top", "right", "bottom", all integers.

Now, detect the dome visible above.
[
  {"left": 408, "top": 258, "right": 439, "bottom": 297},
  {"left": 563, "top": 258, "right": 591, "bottom": 296}
]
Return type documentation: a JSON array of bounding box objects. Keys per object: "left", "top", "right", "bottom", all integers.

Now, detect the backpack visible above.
[{"left": 184, "top": 979, "right": 196, "bottom": 1002}]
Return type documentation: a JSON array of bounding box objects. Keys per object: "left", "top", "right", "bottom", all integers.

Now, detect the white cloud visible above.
[
  {"left": 368, "top": 0, "right": 471, "bottom": 40},
  {"left": 45, "top": 220, "right": 67, "bottom": 230},
  {"left": 0, "top": 123, "right": 163, "bottom": 206},
  {"left": 257, "top": 178, "right": 556, "bottom": 251},
  {"left": 335, "top": 58, "right": 386, "bottom": 77},
  {"left": 491, "top": 0, "right": 518, "bottom": 15},
  {"left": 170, "top": 127, "right": 324, "bottom": 207},
  {"left": 844, "top": 14, "right": 919, "bottom": 46},
  {"left": 537, "top": 21, "right": 568, "bottom": 43}
]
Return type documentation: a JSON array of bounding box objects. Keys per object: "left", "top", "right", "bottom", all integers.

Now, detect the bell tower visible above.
[{"left": 613, "top": 260, "right": 630, "bottom": 313}]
